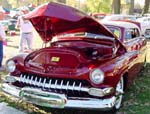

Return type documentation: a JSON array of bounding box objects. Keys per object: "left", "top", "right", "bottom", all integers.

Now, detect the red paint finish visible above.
[{"left": 24, "top": 2, "right": 114, "bottom": 42}]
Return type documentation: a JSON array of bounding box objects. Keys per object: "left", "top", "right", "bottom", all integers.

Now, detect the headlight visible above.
[
  {"left": 6, "top": 60, "right": 16, "bottom": 73},
  {"left": 90, "top": 68, "right": 104, "bottom": 84}
]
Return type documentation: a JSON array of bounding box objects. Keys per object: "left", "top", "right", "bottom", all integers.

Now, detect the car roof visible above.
[
  {"left": 143, "top": 13, "right": 150, "bottom": 16},
  {"left": 101, "top": 21, "right": 140, "bottom": 29},
  {"left": 102, "top": 14, "right": 136, "bottom": 21}
]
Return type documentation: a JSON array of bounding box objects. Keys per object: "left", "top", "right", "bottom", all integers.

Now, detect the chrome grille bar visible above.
[
  {"left": 20, "top": 74, "right": 88, "bottom": 92},
  {"left": 49, "top": 79, "right": 52, "bottom": 88},
  {"left": 30, "top": 76, "right": 33, "bottom": 85},
  {"left": 43, "top": 78, "right": 46, "bottom": 88},
  {"left": 60, "top": 80, "right": 63, "bottom": 89},
  {"left": 34, "top": 77, "right": 38, "bottom": 86}
]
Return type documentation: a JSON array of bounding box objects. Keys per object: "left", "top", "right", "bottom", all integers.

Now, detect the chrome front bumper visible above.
[{"left": 2, "top": 83, "right": 116, "bottom": 110}]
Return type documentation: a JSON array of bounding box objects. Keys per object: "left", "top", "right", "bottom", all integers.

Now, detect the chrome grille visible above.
[{"left": 19, "top": 74, "right": 89, "bottom": 93}]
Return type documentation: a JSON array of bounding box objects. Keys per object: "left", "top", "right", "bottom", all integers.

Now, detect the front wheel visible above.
[{"left": 114, "top": 76, "right": 124, "bottom": 110}]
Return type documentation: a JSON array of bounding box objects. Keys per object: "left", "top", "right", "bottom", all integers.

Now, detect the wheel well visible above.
[{"left": 122, "top": 73, "right": 128, "bottom": 91}]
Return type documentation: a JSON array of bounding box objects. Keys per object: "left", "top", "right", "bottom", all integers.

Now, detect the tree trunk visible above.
[
  {"left": 129, "top": 0, "right": 134, "bottom": 15},
  {"left": 16, "top": 0, "right": 19, "bottom": 7},
  {"left": 37, "top": 0, "right": 40, "bottom": 6},
  {"left": 142, "top": 0, "right": 150, "bottom": 15},
  {"left": 112, "top": 0, "right": 121, "bottom": 14}
]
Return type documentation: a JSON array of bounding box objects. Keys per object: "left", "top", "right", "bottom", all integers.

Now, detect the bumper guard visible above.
[{"left": 2, "top": 83, "right": 116, "bottom": 110}]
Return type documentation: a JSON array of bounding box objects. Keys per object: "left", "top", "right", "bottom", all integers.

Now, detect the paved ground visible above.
[{"left": 0, "top": 102, "right": 27, "bottom": 114}]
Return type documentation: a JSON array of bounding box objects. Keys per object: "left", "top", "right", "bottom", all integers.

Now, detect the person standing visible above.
[
  {"left": 0, "top": 10, "right": 6, "bottom": 71},
  {"left": 16, "top": 7, "right": 33, "bottom": 52}
]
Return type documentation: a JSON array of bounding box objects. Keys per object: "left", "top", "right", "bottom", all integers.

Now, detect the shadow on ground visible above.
[{"left": 38, "top": 107, "right": 115, "bottom": 114}]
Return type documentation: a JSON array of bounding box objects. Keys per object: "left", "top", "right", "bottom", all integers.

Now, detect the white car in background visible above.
[
  {"left": 143, "top": 13, "right": 150, "bottom": 17},
  {"left": 100, "top": 14, "right": 150, "bottom": 38},
  {"left": 101, "top": 14, "right": 137, "bottom": 22},
  {"left": 136, "top": 17, "right": 150, "bottom": 38}
]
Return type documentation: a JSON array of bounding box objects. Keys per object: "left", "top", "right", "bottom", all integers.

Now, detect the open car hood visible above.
[{"left": 24, "top": 2, "right": 115, "bottom": 43}]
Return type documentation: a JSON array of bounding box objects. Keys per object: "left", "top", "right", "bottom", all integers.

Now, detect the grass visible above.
[
  {"left": 118, "top": 64, "right": 150, "bottom": 114},
  {"left": 0, "top": 33, "right": 150, "bottom": 114}
]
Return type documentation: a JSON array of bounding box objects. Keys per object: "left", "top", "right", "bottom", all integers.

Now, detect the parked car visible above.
[
  {"left": 100, "top": 15, "right": 150, "bottom": 38},
  {"left": 101, "top": 14, "right": 137, "bottom": 22},
  {"left": 91, "top": 13, "right": 107, "bottom": 20},
  {"left": 143, "top": 13, "right": 150, "bottom": 17},
  {"left": 136, "top": 17, "right": 150, "bottom": 38},
  {"left": 0, "top": 18, "right": 17, "bottom": 34},
  {"left": 2, "top": 2, "right": 147, "bottom": 111},
  {"left": 8, "top": 18, "right": 17, "bottom": 31},
  {"left": 0, "top": 20, "right": 9, "bottom": 34}
]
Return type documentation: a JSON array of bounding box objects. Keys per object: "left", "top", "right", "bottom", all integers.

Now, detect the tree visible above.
[
  {"left": 112, "top": 0, "right": 120, "bottom": 14},
  {"left": 142, "top": 0, "right": 150, "bottom": 15},
  {"left": 0, "top": 0, "right": 11, "bottom": 9},
  {"left": 129, "top": 0, "right": 134, "bottom": 15},
  {"left": 85, "top": 0, "right": 112, "bottom": 13}
]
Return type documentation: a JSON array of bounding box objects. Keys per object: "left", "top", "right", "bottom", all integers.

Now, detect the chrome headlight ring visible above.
[
  {"left": 6, "top": 60, "right": 16, "bottom": 73},
  {"left": 89, "top": 68, "right": 104, "bottom": 84}
]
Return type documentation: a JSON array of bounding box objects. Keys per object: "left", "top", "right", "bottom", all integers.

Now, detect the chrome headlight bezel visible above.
[
  {"left": 6, "top": 60, "right": 16, "bottom": 73},
  {"left": 89, "top": 68, "right": 104, "bottom": 84}
]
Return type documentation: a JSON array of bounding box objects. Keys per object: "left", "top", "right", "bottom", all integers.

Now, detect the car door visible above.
[{"left": 124, "top": 28, "right": 146, "bottom": 81}]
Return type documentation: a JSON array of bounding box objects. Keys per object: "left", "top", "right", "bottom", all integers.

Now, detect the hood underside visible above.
[{"left": 24, "top": 2, "right": 115, "bottom": 42}]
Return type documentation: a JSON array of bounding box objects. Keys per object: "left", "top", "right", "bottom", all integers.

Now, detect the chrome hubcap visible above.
[{"left": 115, "top": 77, "right": 124, "bottom": 109}]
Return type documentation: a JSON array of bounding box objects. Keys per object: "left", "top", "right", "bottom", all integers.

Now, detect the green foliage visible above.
[
  {"left": 0, "top": 0, "right": 11, "bottom": 9},
  {"left": 84, "top": 0, "right": 112, "bottom": 13},
  {"left": 4, "top": 0, "right": 114, "bottom": 13},
  {"left": 7, "top": 0, "right": 65, "bottom": 8},
  {"left": 66, "top": 0, "right": 76, "bottom": 8}
]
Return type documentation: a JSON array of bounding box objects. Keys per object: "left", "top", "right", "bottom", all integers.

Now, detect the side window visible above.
[
  {"left": 131, "top": 28, "right": 140, "bottom": 38},
  {"left": 125, "top": 30, "right": 132, "bottom": 40},
  {"left": 125, "top": 28, "right": 140, "bottom": 41},
  {"left": 135, "top": 28, "right": 140, "bottom": 37}
]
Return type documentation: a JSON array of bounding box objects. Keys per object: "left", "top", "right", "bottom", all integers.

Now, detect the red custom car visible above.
[{"left": 2, "top": 2, "right": 147, "bottom": 111}]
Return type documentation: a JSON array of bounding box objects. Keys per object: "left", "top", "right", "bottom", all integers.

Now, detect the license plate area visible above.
[{"left": 19, "top": 87, "right": 67, "bottom": 108}]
